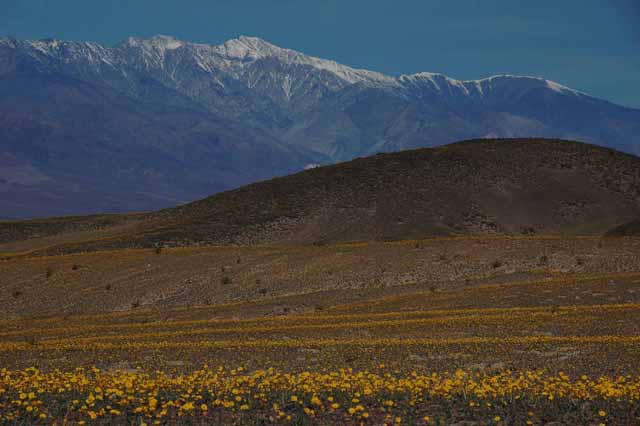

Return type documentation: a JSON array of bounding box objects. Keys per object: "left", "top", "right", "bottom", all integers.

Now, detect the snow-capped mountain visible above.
[{"left": 1, "top": 34, "right": 639, "bottom": 218}]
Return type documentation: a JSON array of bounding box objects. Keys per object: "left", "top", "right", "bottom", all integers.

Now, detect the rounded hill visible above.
[
  {"left": 606, "top": 219, "right": 640, "bottom": 237},
  {"left": 147, "top": 138, "right": 640, "bottom": 246},
  {"left": 2, "top": 138, "right": 639, "bottom": 254}
]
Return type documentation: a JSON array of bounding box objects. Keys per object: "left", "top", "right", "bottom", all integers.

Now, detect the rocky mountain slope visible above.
[
  {"left": 1, "top": 35, "right": 639, "bottom": 218},
  {"left": 2, "top": 139, "right": 639, "bottom": 255}
]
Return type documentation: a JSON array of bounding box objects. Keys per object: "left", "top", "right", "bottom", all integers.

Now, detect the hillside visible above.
[
  {"left": 607, "top": 219, "right": 640, "bottom": 236},
  {"left": 2, "top": 35, "right": 640, "bottom": 218},
  {"left": 2, "top": 138, "right": 639, "bottom": 255},
  {"left": 2, "top": 141, "right": 640, "bottom": 426}
]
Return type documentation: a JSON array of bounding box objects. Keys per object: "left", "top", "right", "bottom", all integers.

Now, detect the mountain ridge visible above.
[
  {"left": 1, "top": 35, "right": 640, "bottom": 219},
  {"left": 0, "top": 34, "right": 594, "bottom": 97}
]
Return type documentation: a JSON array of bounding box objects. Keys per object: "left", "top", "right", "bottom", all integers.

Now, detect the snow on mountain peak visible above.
[
  {"left": 214, "top": 35, "right": 395, "bottom": 86},
  {"left": 0, "top": 36, "right": 22, "bottom": 50},
  {"left": 543, "top": 79, "right": 583, "bottom": 95},
  {"left": 120, "top": 34, "right": 184, "bottom": 51},
  {"left": 397, "top": 72, "right": 584, "bottom": 98},
  {"left": 25, "top": 38, "right": 65, "bottom": 54},
  {"left": 219, "top": 35, "right": 280, "bottom": 59},
  {"left": 3, "top": 34, "right": 588, "bottom": 100},
  {"left": 472, "top": 74, "right": 584, "bottom": 96},
  {"left": 111, "top": 34, "right": 395, "bottom": 86},
  {"left": 399, "top": 72, "right": 470, "bottom": 93},
  {"left": 150, "top": 35, "right": 184, "bottom": 50}
]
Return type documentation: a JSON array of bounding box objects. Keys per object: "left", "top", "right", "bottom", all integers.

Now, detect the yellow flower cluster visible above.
[
  {"left": 1, "top": 366, "right": 638, "bottom": 424},
  {"left": 2, "top": 302, "right": 636, "bottom": 341},
  {"left": 1, "top": 335, "right": 639, "bottom": 353}
]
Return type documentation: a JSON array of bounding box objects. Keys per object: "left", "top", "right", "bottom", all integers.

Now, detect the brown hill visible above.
[
  {"left": 606, "top": 219, "right": 640, "bottom": 237},
  {"left": 1, "top": 138, "right": 640, "bottom": 255}
]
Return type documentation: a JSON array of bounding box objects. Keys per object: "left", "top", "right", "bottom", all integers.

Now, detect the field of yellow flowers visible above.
[
  {"left": 1, "top": 366, "right": 639, "bottom": 424},
  {"left": 1, "top": 268, "right": 640, "bottom": 424}
]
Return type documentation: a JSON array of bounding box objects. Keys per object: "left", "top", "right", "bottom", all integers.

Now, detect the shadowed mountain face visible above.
[
  {"left": 0, "top": 65, "right": 320, "bottom": 219},
  {"left": 1, "top": 35, "right": 640, "bottom": 219},
  {"left": 2, "top": 139, "right": 639, "bottom": 254}
]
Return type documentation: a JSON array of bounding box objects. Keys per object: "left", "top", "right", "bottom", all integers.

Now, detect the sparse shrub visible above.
[
  {"left": 258, "top": 288, "right": 267, "bottom": 295},
  {"left": 46, "top": 267, "right": 54, "bottom": 279},
  {"left": 576, "top": 257, "right": 585, "bottom": 266},
  {"left": 131, "top": 300, "right": 141, "bottom": 309},
  {"left": 154, "top": 246, "right": 162, "bottom": 255},
  {"left": 71, "top": 264, "right": 80, "bottom": 271},
  {"left": 105, "top": 284, "right": 112, "bottom": 291},
  {"left": 539, "top": 255, "right": 549, "bottom": 265},
  {"left": 255, "top": 278, "right": 262, "bottom": 285},
  {"left": 12, "top": 290, "right": 22, "bottom": 298},
  {"left": 221, "top": 276, "right": 232, "bottom": 285},
  {"left": 491, "top": 260, "right": 502, "bottom": 269},
  {"left": 236, "top": 258, "right": 241, "bottom": 264},
  {"left": 429, "top": 285, "right": 437, "bottom": 293},
  {"left": 438, "top": 254, "right": 447, "bottom": 261}
]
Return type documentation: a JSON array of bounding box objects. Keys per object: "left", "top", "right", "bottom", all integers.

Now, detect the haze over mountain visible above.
[{"left": 1, "top": 35, "right": 639, "bottom": 219}]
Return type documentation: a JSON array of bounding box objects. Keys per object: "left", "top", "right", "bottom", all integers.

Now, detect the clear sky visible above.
[{"left": 2, "top": 0, "right": 639, "bottom": 108}]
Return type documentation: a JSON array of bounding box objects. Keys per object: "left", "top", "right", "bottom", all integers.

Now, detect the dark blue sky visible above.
[{"left": 3, "top": 0, "right": 639, "bottom": 108}]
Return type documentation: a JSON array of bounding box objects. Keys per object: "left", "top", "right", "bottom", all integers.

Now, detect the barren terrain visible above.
[{"left": 1, "top": 139, "right": 639, "bottom": 424}]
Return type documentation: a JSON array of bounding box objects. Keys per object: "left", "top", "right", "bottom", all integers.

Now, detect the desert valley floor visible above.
[
  {"left": 1, "top": 235, "right": 639, "bottom": 424},
  {"left": 1, "top": 140, "right": 640, "bottom": 424}
]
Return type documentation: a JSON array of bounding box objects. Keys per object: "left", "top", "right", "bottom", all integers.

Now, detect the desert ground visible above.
[{"left": 1, "top": 235, "right": 639, "bottom": 424}]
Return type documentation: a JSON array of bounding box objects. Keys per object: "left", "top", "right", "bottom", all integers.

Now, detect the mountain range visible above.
[{"left": 1, "top": 34, "right": 639, "bottom": 219}]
